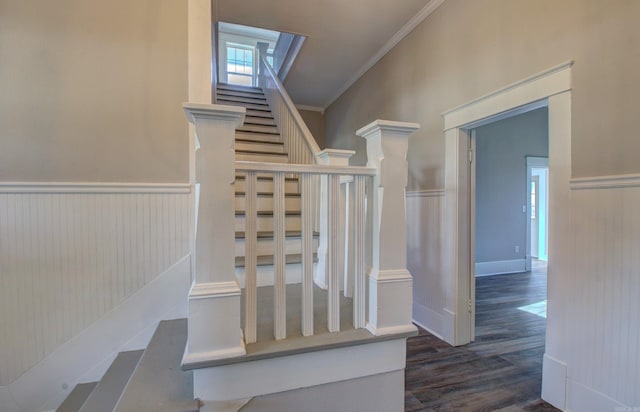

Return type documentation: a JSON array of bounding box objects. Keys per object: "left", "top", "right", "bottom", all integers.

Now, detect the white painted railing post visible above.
[
  {"left": 356, "top": 120, "right": 420, "bottom": 336},
  {"left": 182, "top": 103, "right": 247, "bottom": 365}
]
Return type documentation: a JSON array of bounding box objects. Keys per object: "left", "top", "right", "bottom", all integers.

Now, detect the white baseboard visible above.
[
  {"left": 566, "top": 378, "right": 625, "bottom": 412},
  {"left": 412, "top": 303, "right": 443, "bottom": 339},
  {"left": 6, "top": 255, "right": 192, "bottom": 412},
  {"left": 542, "top": 353, "right": 567, "bottom": 410},
  {"left": 441, "top": 309, "right": 456, "bottom": 346},
  {"left": 475, "top": 259, "right": 527, "bottom": 276}
]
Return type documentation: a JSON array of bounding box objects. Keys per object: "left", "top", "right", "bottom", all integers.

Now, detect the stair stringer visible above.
[{"left": 4, "top": 255, "right": 192, "bottom": 412}]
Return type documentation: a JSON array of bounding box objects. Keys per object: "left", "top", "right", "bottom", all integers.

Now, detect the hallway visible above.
[{"left": 405, "top": 261, "right": 558, "bottom": 411}]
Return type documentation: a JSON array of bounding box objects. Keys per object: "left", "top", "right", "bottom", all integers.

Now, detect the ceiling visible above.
[{"left": 215, "top": 0, "right": 444, "bottom": 109}]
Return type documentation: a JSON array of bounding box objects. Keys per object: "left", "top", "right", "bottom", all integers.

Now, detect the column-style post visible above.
[
  {"left": 356, "top": 120, "right": 420, "bottom": 336},
  {"left": 256, "top": 42, "right": 269, "bottom": 88},
  {"left": 182, "top": 103, "right": 246, "bottom": 366},
  {"left": 314, "top": 149, "right": 355, "bottom": 289}
]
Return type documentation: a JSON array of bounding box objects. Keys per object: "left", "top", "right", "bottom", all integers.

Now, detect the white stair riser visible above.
[
  {"left": 235, "top": 236, "right": 319, "bottom": 257},
  {"left": 245, "top": 109, "right": 274, "bottom": 118},
  {"left": 235, "top": 195, "right": 300, "bottom": 212},
  {"left": 235, "top": 140, "right": 285, "bottom": 154},
  {"left": 217, "top": 100, "right": 270, "bottom": 112},
  {"left": 235, "top": 215, "right": 301, "bottom": 232},
  {"left": 235, "top": 131, "right": 281, "bottom": 144},
  {"left": 235, "top": 179, "right": 299, "bottom": 194},
  {"left": 238, "top": 124, "right": 279, "bottom": 134},
  {"left": 243, "top": 117, "right": 276, "bottom": 126},
  {"left": 218, "top": 96, "right": 268, "bottom": 105},
  {"left": 236, "top": 152, "right": 288, "bottom": 163},
  {"left": 218, "top": 90, "right": 266, "bottom": 99}
]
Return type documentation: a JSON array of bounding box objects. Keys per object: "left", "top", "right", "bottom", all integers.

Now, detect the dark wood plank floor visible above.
[{"left": 405, "top": 261, "right": 559, "bottom": 411}]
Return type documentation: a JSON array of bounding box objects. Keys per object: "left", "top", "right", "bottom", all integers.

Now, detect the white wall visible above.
[{"left": 475, "top": 108, "right": 548, "bottom": 267}]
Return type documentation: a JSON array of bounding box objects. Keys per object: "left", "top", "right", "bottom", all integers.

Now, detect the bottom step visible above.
[{"left": 56, "top": 382, "right": 98, "bottom": 412}]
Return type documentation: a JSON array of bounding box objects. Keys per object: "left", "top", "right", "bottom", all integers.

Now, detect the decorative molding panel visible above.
[
  {"left": 570, "top": 173, "right": 640, "bottom": 190},
  {"left": 565, "top": 183, "right": 640, "bottom": 408},
  {"left": 0, "top": 182, "right": 191, "bottom": 194},
  {"left": 407, "top": 192, "right": 444, "bottom": 338},
  {"left": 0, "top": 186, "right": 191, "bottom": 387}
]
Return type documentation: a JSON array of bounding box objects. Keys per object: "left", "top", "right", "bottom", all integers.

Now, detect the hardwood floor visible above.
[{"left": 405, "top": 261, "right": 559, "bottom": 411}]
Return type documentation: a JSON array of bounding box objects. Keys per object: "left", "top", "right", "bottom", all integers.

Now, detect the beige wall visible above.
[
  {"left": 298, "top": 108, "right": 325, "bottom": 149},
  {"left": 0, "top": 0, "right": 189, "bottom": 183},
  {"left": 325, "top": 0, "right": 640, "bottom": 190}
]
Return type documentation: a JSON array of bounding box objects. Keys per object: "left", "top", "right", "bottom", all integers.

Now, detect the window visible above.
[{"left": 226, "top": 45, "right": 254, "bottom": 86}]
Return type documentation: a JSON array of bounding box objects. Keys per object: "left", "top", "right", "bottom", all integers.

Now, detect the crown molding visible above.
[
  {"left": 295, "top": 104, "right": 325, "bottom": 114},
  {"left": 324, "top": 0, "right": 446, "bottom": 109}
]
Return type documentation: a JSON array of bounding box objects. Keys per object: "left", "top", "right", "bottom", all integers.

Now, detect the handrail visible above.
[
  {"left": 258, "top": 55, "right": 321, "bottom": 163},
  {"left": 235, "top": 161, "right": 375, "bottom": 176}
]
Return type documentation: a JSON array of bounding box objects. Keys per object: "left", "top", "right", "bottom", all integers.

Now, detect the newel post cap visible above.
[
  {"left": 183, "top": 102, "right": 246, "bottom": 127},
  {"left": 355, "top": 120, "right": 420, "bottom": 139}
]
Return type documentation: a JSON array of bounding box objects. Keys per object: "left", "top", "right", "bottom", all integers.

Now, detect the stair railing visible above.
[
  {"left": 257, "top": 44, "right": 320, "bottom": 165},
  {"left": 236, "top": 161, "right": 374, "bottom": 343},
  {"left": 182, "top": 100, "right": 419, "bottom": 366}
]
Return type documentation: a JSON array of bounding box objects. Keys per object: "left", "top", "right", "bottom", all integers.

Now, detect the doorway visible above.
[{"left": 526, "top": 157, "right": 549, "bottom": 268}]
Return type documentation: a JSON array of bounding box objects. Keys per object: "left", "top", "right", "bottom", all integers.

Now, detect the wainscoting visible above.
[
  {"left": 564, "top": 175, "right": 640, "bottom": 409},
  {"left": 406, "top": 190, "right": 444, "bottom": 338},
  {"left": 0, "top": 183, "right": 192, "bottom": 388}
]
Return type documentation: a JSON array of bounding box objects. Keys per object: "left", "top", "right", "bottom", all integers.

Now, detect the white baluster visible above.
[
  {"left": 353, "top": 175, "right": 366, "bottom": 328},
  {"left": 343, "top": 177, "right": 355, "bottom": 298},
  {"left": 244, "top": 171, "right": 258, "bottom": 344},
  {"left": 273, "top": 172, "right": 286, "bottom": 340},
  {"left": 301, "top": 174, "right": 314, "bottom": 336},
  {"left": 327, "top": 174, "right": 341, "bottom": 332}
]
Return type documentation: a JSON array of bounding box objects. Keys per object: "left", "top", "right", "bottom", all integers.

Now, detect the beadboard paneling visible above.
[
  {"left": 0, "top": 187, "right": 191, "bottom": 385},
  {"left": 567, "top": 183, "right": 640, "bottom": 407},
  {"left": 406, "top": 190, "right": 444, "bottom": 336}
]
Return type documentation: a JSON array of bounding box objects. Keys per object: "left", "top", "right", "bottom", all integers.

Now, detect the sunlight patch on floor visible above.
[{"left": 518, "top": 300, "right": 547, "bottom": 318}]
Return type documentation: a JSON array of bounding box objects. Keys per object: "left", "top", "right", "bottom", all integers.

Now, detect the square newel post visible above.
[
  {"left": 356, "top": 120, "right": 420, "bottom": 336},
  {"left": 182, "top": 103, "right": 246, "bottom": 365},
  {"left": 315, "top": 149, "right": 356, "bottom": 291}
]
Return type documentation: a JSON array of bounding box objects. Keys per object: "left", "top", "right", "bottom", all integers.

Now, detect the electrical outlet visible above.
[{"left": 515, "top": 245, "right": 519, "bottom": 253}]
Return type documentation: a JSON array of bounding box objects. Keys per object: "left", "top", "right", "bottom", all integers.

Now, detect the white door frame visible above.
[
  {"left": 526, "top": 157, "right": 549, "bottom": 269},
  {"left": 441, "top": 61, "right": 573, "bottom": 347}
]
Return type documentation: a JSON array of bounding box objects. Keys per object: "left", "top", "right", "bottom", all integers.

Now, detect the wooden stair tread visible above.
[
  {"left": 235, "top": 191, "right": 301, "bottom": 197},
  {"left": 78, "top": 350, "right": 144, "bottom": 412},
  {"left": 114, "top": 319, "right": 197, "bottom": 412},
  {"left": 235, "top": 138, "right": 283, "bottom": 145},
  {"left": 57, "top": 382, "right": 98, "bottom": 412},
  {"left": 236, "top": 128, "right": 280, "bottom": 136},
  {"left": 218, "top": 83, "right": 263, "bottom": 94}
]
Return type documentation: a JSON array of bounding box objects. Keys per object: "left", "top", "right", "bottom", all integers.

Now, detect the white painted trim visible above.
[
  {"left": 369, "top": 269, "right": 413, "bottom": 283},
  {"left": 193, "top": 339, "right": 407, "bottom": 401},
  {"left": 183, "top": 103, "right": 246, "bottom": 126},
  {"left": 571, "top": 173, "right": 640, "bottom": 190},
  {"left": 475, "top": 259, "right": 527, "bottom": 276},
  {"left": 365, "top": 323, "right": 417, "bottom": 336},
  {"left": 566, "top": 379, "right": 624, "bottom": 412},
  {"left": 7, "top": 256, "right": 191, "bottom": 412},
  {"left": 235, "top": 161, "right": 376, "bottom": 176},
  {"left": 442, "top": 61, "right": 573, "bottom": 131},
  {"left": 182, "top": 342, "right": 247, "bottom": 366},
  {"left": 442, "top": 62, "right": 573, "bottom": 352},
  {"left": 325, "top": 0, "right": 446, "bottom": 108},
  {"left": 542, "top": 354, "right": 567, "bottom": 410},
  {"left": 406, "top": 189, "right": 445, "bottom": 198},
  {"left": 356, "top": 119, "right": 421, "bottom": 137},
  {"left": 296, "top": 104, "right": 325, "bottom": 114},
  {"left": 412, "top": 303, "right": 443, "bottom": 340},
  {"left": 0, "top": 181, "right": 192, "bottom": 194},
  {"left": 189, "top": 281, "right": 242, "bottom": 299}
]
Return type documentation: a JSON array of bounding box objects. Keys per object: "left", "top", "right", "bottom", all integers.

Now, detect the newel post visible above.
[
  {"left": 182, "top": 103, "right": 246, "bottom": 365},
  {"left": 356, "top": 120, "right": 420, "bottom": 336}
]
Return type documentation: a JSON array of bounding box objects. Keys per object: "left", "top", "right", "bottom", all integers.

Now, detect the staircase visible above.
[
  {"left": 57, "top": 319, "right": 199, "bottom": 412},
  {"left": 217, "top": 83, "right": 319, "bottom": 287}
]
